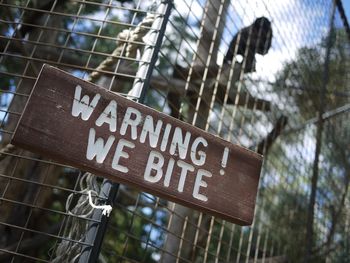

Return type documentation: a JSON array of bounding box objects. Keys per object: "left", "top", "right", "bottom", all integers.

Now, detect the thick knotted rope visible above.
[
  {"left": 0, "top": 144, "right": 15, "bottom": 162},
  {"left": 0, "top": 13, "right": 156, "bottom": 163},
  {"left": 87, "top": 13, "right": 156, "bottom": 83},
  {"left": 52, "top": 173, "right": 99, "bottom": 263}
]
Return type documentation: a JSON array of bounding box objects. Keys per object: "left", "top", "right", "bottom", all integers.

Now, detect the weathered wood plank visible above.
[{"left": 12, "top": 64, "right": 263, "bottom": 225}]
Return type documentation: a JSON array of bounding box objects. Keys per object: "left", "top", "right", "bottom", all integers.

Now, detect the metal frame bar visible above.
[{"left": 77, "top": 2, "right": 174, "bottom": 262}]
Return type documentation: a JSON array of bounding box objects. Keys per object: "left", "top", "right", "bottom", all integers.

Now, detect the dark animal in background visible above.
[
  {"left": 224, "top": 17, "right": 273, "bottom": 72},
  {"left": 168, "top": 17, "right": 273, "bottom": 121}
]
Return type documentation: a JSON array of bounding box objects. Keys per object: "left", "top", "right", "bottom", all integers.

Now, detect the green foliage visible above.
[
  {"left": 273, "top": 29, "right": 349, "bottom": 120},
  {"left": 102, "top": 206, "right": 160, "bottom": 263},
  {"left": 0, "top": 1, "right": 160, "bottom": 261},
  {"left": 265, "top": 28, "right": 350, "bottom": 262}
]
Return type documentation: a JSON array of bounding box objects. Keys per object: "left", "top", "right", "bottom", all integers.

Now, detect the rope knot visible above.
[{"left": 88, "top": 190, "right": 113, "bottom": 217}]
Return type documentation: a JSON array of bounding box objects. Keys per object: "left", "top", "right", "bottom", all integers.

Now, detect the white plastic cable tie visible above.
[{"left": 88, "top": 190, "right": 113, "bottom": 217}]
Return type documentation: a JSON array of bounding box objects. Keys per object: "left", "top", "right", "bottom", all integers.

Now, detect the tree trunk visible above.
[
  {"left": 0, "top": 3, "right": 65, "bottom": 251},
  {"left": 161, "top": 0, "right": 229, "bottom": 262}
]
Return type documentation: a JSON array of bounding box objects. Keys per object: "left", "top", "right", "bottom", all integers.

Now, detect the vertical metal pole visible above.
[
  {"left": 78, "top": 1, "right": 173, "bottom": 262},
  {"left": 129, "top": 0, "right": 174, "bottom": 102},
  {"left": 304, "top": 1, "right": 336, "bottom": 261},
  {"left": 79, "top": 181, "right": 119, "bottom": 263}
]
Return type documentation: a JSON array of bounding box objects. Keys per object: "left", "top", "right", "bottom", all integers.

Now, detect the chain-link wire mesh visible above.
[{"left": 1, "top": 0, "right": 349, "bottom": 262}]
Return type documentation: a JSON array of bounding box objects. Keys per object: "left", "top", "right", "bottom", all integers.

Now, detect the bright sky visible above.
[
  {"left": 344, "top": 1, "right": 350, "bottom": 22},
  {"left": 227, "top": 0, "right": 332, "bottom": 80},
  {"left": 173, "top": 0, "right": 340, "bottom": 83}
]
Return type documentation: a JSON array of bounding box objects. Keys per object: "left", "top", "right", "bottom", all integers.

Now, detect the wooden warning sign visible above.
[{"left": 12, "top": 65, "right": 263, "bottom": 225}]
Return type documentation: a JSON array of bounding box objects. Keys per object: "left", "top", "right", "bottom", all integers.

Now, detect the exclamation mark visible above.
[{"left": 220, "top": 147, "right": 229, "bottom": 175}]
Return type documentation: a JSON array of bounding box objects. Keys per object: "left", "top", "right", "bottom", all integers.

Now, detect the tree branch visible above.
[
  {"left": 256, "top": 115, "right": 288, "bottom": 155},
  {"left": 1, "top": 38, "right": 271, "bottom": 112}
]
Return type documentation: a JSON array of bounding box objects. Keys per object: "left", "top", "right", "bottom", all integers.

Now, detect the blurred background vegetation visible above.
[{"left": 0, "top": 0, "right": 350, "bottom": 262}]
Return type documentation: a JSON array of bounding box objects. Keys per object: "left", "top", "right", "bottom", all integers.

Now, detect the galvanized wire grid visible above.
[{"left": 1, "top": 0, "right": 350, "bottom": 262}]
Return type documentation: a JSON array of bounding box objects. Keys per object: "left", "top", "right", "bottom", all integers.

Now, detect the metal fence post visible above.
[{"left": 78, "top": 1, "right": 173, "bottom": 262}]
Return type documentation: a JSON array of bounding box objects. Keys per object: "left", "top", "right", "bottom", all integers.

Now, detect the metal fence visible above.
[{"left": 1, "top": 0, "right": 349, "bottom": 262}]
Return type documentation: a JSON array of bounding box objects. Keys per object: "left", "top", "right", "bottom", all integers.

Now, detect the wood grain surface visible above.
[{"left": 12, "top": 64, "right": 263, "bottom": 225}]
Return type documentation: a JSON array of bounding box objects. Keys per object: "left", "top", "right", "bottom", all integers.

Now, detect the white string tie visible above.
[{"left": 88, "top": 190, "right": 113, "bottom": 217}]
